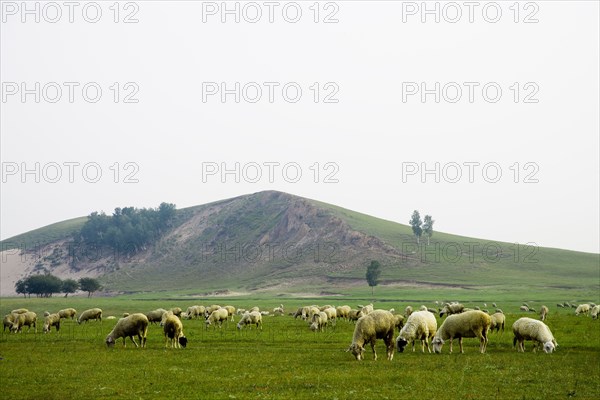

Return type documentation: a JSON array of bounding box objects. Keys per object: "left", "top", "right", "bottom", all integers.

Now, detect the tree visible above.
[
  {"left": 23, "top": 274, "right": 63, "bottom": 297},
  {"left": 422, "top": 215, "right": 435, "bottom": 245},
  {"left": 78, "top": 277, "right": 101, "bottom": 298},
  {"left": 62, "top": 279, "right": 79, "bottom": 297},
  {"left": 409, "top": 210, "right": 423, "bottom": 244},
  {"left": 15, "top": 279, "right": 28, "bottom": 298},
  {"left": 366, "top": 260, "right": 381, "bottom": 297}
]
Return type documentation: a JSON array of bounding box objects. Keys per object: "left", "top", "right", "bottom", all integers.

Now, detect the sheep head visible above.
[
  {"left": 543, "top": 341, "right": 555, "bottom": 354},
  {"left": 432, "top": 337, "right": 444, "bottom": 353},
  {"left": 106, "top": 336, "right": 116, "bottom": 348},
  {"left": 346, "top": 344, "right": 364, "bottom": 360},
  {"left": 178, "top": 336, "right": 188, "bottom": 348},
  {"left": 396, "top": 337, "right": 409, "bottom": 353}
]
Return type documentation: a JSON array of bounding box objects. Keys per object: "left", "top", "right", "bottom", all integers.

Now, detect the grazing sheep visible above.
[
  {"left": 205, "top": 308, "right": 229, "bottom": 329},
  {"left": 248, "top": 306, "right": 260, "bottom": 313},
  {"left": 237, "top": 311, "right": 262, "bottom": 330},
  {"left": 347, "top": 310, "right": 396, "bottom": 361},
  {"left": 146, "top": 308, "right": 167, "bottom": 324},
  {"left": 404, "top": 306, "right": 413, "bottom": 317},
  {"left": 396, "top": 310, "right": 437, "bottom": 353},
  {"left": 106, "top": 313, "right": 149, "bottom": 348},
  {"left": 260, "top": 311, "right": 270, "bottom": 316},
  {"left": 439, "top": 303, "right": 464, "bottom": 318},
  {"left": 591, "top": 305, "right": 599, "bottom": 320},
  {"left": 319, "top": 305, "right": 334, "bottom": 311},
  {"left": 292, "top": 307, "right": 305, "bottom": 319},
  {"left": 163, "top": 312, "right": 187, "bottom": 348},
  {"left": 169, "top": 307, "right": 183, "bottom": 317},
  {"left": 310, "top": 311, "right": 329, "bottom": 332},
  {"left": 222, "top": 305, "right": 236, "bottom": 321},
  {"left": 512, "top": 317, "right": 557, "bottom": 353},
  {"left": 322, "top": 307, "right": 337, "bottom": 323},
  {"left": 427, "top": 308, "right": 437, "bottom": 314},
  {"left": 3, "top": 314, "right": 17, "bottom": 332},
  {"left": 473, "top": 306, "right": 481, "bottom": 311},
  {"left": 432, "top": 310, "right": 492, "bottom": 354},
  {"left": 78, "top": 308, "right": 102, "bottom": 324},
  {"left": 11, "top": 311, "right": 38, "bottom": 333},
  {"left": 43, "top": 313, "right": 61, "bottom": 333},
  {"left": 489, "top": 312, "right": 506, "bottom": 334},
  {"left": 556, "top": 303, "right": 564, "bottom": 308},
  {"left": 388, "top": 308, "right": 395, "bottom": 314},
  {"left": 495, "top": 308, "right": 504, "bottom": 314},
  {"left": 563, "top": 302, "right": 570, "bottom": 308},
  {"left": 528, "top": 307, "right": 537, "bottom": 313},
  {"left": 307, "top": 306, "right": 320, "bottom": 320},
  {"left": 575, "top": 304, "right": 591, "bottom": 316},
  {"left": 122, "top": 313, "right": 130, "bottom": 318},
  {"left": 11, "top": 308, "right": 28, "bottom": 314},
  {"left": 539, "top": 305, "right": 549, "bottom": 321},
  {"left": 58, "top": 308, "right": 77, "bottom": 320},
  {"left": 237, "top": 311, "right": 263, "bottom": 330},
  {"left": 273, "top": 304, "right": 285, "bottom": 316},
  {"left": 348, "top": 309, "right": 362, "bottom": 322},
  {"left": 336, "top": 305, "right": 351, "bottom": 321},
  {"left": 361, "top": 304, "right": 374, "bottom": 315},
  {"left": 184, "top": 305, "right": 205, "bottom": 320},
  {"left": 519, "top": 305, "right": 529, "bottom": 312},
  {"left": 419, "top": 305, "right": 428, "bottom": 312},
  {"left": 205, "top": 305, "right": 222, "bottom": 316},
  {"left": 43, "top": 311, "right": 50, "bottom": 317},
  {"left": 570, "top": 304, "right": 577, "bottom": 309}
]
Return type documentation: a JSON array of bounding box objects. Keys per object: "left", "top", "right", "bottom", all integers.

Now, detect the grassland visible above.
[{"left": 1, "top": 295, "right": 599, "bottom": 399}]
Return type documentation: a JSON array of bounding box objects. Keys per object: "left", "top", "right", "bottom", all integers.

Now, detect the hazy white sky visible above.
[{"left": 1, "top": 1, "right": 598, "bottom": 254}]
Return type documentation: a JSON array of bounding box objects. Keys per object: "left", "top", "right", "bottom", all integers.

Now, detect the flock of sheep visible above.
[{"left": 3, "top": 301, "right": 598, "bottom": 358}]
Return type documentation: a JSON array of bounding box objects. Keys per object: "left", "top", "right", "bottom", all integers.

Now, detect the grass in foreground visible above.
[{"left": 0, "top": 297, "right": 598, "bottom": 399}]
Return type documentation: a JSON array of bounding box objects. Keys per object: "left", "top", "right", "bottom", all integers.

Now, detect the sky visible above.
[{"left": 1, "top": 1, "right": 599, "bottom": 254}]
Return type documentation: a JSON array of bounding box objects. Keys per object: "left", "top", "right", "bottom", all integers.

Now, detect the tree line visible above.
[
  {"left": 15, "top": 275, "right": 101, "bottom": 298},
  {"left": 78, "top": 202, "right": 176, "bottom": 254}
]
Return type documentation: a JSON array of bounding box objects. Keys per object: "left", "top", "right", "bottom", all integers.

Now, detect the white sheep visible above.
[
  {"left": 163, "top": 312, "right": 187, "bottom": 348},
  {"left": 539, "top": 305, "right": 549, "bottom": 321},
  {"left": 273, "top": 304, "right": 285, "bottom": 315},
  {"left": 393, "top": 314, "right": 405, "bottom": 332},
  {"left": 404, "top": 306, "right": 413, "bottom": 317},
  {"left": 347, "top": 310, "right": 396, "bottom": 361},
  {"left": 43, "top": 313, "right": 61, "bottom": 333},
  {"left": 591, "top": 305, "right": 600, "bottom": 320},
  {"left": 58, "top": 308, "right": 77, "bottom": 320},
  {"left": 519, "top": 305, "right": 530, "bottom": 312},
  {"left": 3, "top": 314, "right": 16, "bottom": 332},
  {"left": 205, "top": 308, "right": 229, "bottom": 329},
  {"left": 223, "top": 305, "right": 236, "bottom": 321},
  {"left": 419, "top": 305, "right": 428, "bottom": 311},
  {"left": 184, "top": 305, "right": 205, "bottom": 319},
  {"left": 146, "top": 308, "right": 167, "bottom": 324},
  {"left": 11, "top": 311, "right": 37, "bottom": 333},
  {"left": 361, "top": 304, "right": 374, "bottom": 315},
  {"left": 348, "top": 309, "right": 362, "bottom": 322},
  {"left": 321, "top": 307, "right": 337, "bottom": 324},
  {"left": 105, "top": 313, "right": 149, "bottom": 348},
  {"left": 78, "top": 308, "right": 102, "bottom": 324},
  {"left": 489, "top": 312, "right": 505, "bottom": 334},
  {"left": 336, "top": 306, "right": 351, "bottom": 321},
  {"left": 432, "top": 310, "right": 492, "bottom": 354},
  {"left": 396, "top": 311, "right": 437, "bottom": 353},
  {"left": 169, "top": 307, "right": 183, "bottom": 317},
  {"left": 439, "top": 303, "right": 464, "bottom": 318},
  {"left": 310, "top": 311, "right": 328, "bottom": 332},
  {"left": 237, "top": 311, "right": 263, "bottom": 330},
  {"left": 512, "top": 317, "right": 557, "bottom": 353},
  {"left": 575, "top": 304, "right": 591, "bottom": 316}
]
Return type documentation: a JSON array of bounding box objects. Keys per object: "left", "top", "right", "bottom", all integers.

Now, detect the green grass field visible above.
[{"left": 1, "top": 296, "right": 599, "bottom": 399}]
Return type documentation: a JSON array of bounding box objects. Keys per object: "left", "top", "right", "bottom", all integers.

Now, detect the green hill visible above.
[{"left": 2, "top": 191, "right": 598, "bottom": 300}]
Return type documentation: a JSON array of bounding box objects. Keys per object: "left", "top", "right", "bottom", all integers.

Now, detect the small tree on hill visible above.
[
  {"left": 409, "top": 210, "right": 423, "bottom": 244},
  {"left": 79, "top": 277, "right": 101, "bottom": 298},
  {"left": 366, "top": 260, "right": 381, "bottom": 297},
  {"left": 15, "top": 279, "right": 28, "bottom": 298},
  {"left": 422, "top": 215, "right": 434, "bottom": 245}
]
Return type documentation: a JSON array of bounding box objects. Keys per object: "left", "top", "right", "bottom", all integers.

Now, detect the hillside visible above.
[{"left": 1, "top": 191, "right": 598, "bottom": 298}]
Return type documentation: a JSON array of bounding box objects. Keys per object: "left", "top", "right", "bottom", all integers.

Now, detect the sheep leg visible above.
[
  {"left": 370, "top": 340, "right": 377, "bottom": 360},
  {"left": 130, "top": 336, "right": 139, "bottom": 348},
  {"left": 449, "top": 339, "right": 453, "bottom": 354},
  {"left": 459, "top": 337, "right": 464, "bottom": 354}
]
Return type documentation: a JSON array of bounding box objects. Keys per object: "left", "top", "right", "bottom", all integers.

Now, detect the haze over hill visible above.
[{"left": 1, "top": 191, "right": 598, "bottom": 298}]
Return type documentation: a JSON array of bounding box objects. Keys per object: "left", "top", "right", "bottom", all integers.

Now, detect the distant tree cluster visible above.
[
  {"left": 409, "top": 210, "right": 435, "bottom": 245},
  {"left": 79, "top": 202, "right": 176, "bottom": 254},
  {"left": 15, "top": 275, "right": 101, "bottom": 298}
]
